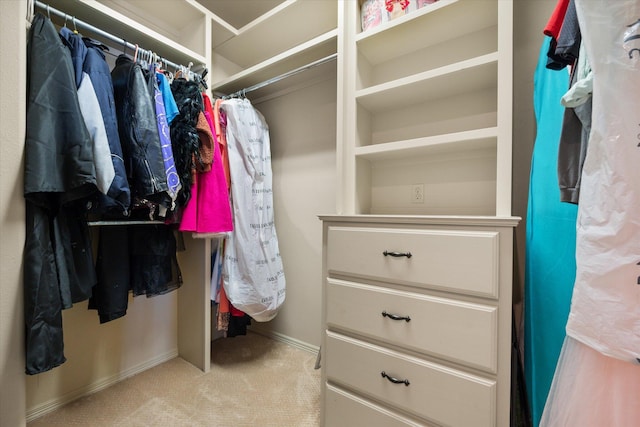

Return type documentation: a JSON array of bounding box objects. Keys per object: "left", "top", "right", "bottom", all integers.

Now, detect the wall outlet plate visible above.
[{"left": 411, "top": 184, "right": 424, "bottom": 204}]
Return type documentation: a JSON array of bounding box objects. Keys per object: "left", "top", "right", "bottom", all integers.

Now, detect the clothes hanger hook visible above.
[
  {"left": 63, "top": 13, "right": 68, "bottom": 27},
  {"left": 46, "top": 5, "right": 50, "bottom": 19},
  {"left": 133, "top": 44, "right": 139, "bottom": 62},
  {"left": 73, "top": 16, "right": 77, "bottom": 33}
]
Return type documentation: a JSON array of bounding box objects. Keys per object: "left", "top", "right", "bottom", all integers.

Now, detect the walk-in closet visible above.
[{"left": 2, "top": 0, "right": 638, "bottom": 426}]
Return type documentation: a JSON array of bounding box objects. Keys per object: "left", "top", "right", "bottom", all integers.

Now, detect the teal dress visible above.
[{"left": 524, "top": 36, "right": 577, "bottom": 426}]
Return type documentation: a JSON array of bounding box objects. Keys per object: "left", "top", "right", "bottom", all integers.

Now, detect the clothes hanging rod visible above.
[
  {"left": 87, "top": 220, "right": 167, "bottom": 227},
  {"left": 33, "top": 0, "right": 199, "bottom": 77},
  {"left": 224, "top": 53, "right": 337, "bottom": 99}
]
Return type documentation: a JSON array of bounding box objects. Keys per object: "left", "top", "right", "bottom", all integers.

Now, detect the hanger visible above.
[
  {"left": 198, "top": 68, "right": 209, "bottom": 90},
  {"left": 73, "top": 16, "right": 78, "bottom": 34},
  {"left": 174, "top": 66, "right": 184, "bottom": 80}
]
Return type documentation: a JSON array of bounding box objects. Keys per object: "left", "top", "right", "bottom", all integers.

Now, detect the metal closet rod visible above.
[
  {"left": 33, "top": 0, "right": 199, "bottom": 77},
  {"left": 224, "top": 53, "right": 338, "bottom": 99}
]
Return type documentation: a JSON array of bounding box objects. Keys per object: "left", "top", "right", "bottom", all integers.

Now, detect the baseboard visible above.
[
  {"left": 26, "top": 348, "right": 179, "bottom": 422},
  {"left": 248, "top": 328, "right": 320, "bottom": 355}
]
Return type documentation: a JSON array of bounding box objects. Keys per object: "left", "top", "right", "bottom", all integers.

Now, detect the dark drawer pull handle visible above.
[
  {"left": 383, "top": 250, "right": 412, "bottom": 258},
  {"left": 382, "top": 311, "right": 411, "bottom": 322},
  {"left": 381, "top": 371, "right": 410, "bottom": 386}
]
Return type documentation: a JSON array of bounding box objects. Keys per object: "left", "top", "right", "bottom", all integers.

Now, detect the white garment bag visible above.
[
  {"left": 564, "top": 0, "right": 640, "bottom": 363},
  {"left": 220, "top": 98, "right": 285, "bottom": 322}
]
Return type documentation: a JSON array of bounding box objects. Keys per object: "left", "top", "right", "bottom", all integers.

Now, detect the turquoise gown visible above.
[{"left": 524, "top": 36, "right": 577, "bottom": 426}]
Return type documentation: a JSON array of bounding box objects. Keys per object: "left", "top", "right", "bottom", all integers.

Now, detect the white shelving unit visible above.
[
  {"left": 321, "top": 1, "right": 517, "bottom": 425},
  {"left": 338, "top": 0, "right": 512, "bottom": 217}
]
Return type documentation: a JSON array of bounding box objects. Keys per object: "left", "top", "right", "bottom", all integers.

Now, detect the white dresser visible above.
[{"left": 320, "top": 215, "right": 518, "bottom": 427}]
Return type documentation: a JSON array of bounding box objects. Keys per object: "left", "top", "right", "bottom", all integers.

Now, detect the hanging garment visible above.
[
  {"left": 88, "top": 225, "right": 130, "bottom": 323},
  {"left": 111, "top": 55, "right": 169, "bottom": 205},
  {"left": 178, "top": 111, "right": 211, "bottom": 230},
  {"left": 564, "top": 0, "right": 640, "bottom": 364},
  {"left": 540, "top": 337, "right": 640, "bottom": 426},
  {"left": 211, "top": 239, "right": 232, "bottom": 332},
  {"left": 129, "top": 225, "right": 182, "bottom": 297},
  {"left": 557, "top": 62, "right": 592, "bottom": 204},
  {"left": 180, "top": 94, "right": 233, "bottom": 235},
  {"left": 211, "top": 98, "right": 235, "bottom": 329},
  {"left": 552, "top": 0, "right": 581, "bottom": 68},
  {"left": 24, "top": 13, "right": 98, "bottom": 375},
  {"left": 157, "top": 71, "right": 179, "bottom": 125},
  {"left": 214, "top": 98, "right": 231, "bottom": 189},
  {"left": 151, "top": 67, "right": 181, "bottom": 207},
  {"left": 220, "top": 98, "right": 286, "bottom": 322},
  {"left": 543, "top": 0, "right": 570, "bottom": 40},
  {"left": 524, "top": 36, "right": 577, "bottom": 427},
  {"left": 80, "top": 36, "right": 130, "bottom": 213},
  {"left": 170, "top": 78, "right": 204, "bottom": 208},
  {"left": 202, "top": 109, "right": 234, "bottom": 234},
  {"left": 59, "top": 27, "right": 116, "bottom": 199},
  {"left": 540, "top": 1, "right": 640, "bottom": 423},
  {"left": 545, "top": 0, "right": 572, "bottom": 70}
]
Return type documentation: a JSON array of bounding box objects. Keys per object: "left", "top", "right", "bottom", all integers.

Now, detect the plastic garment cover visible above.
[
  {"left": 564, "top": 0, "right": 640, "bottom": 363},
  {"left": 220, "top": 98, "right": 285, "bottom": 322}
]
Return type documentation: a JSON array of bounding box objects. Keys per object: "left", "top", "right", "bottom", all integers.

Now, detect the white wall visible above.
[
  {"left": 25, "top": 295, "right": 178, "bottom": 420},
  {"left": 0, "top": 1, "right": 27, "bottom": 426},
  {"left": 249, "top": 75, "right": 338, "bottom": 348}
]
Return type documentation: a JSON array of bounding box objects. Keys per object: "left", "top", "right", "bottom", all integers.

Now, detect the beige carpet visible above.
[{"left": 28, "top": 332, "right": 321, "bottom": 426}]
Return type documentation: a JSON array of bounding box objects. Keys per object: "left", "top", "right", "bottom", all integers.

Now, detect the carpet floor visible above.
[{"left": 27, "top": 332, "right": 321, "bottom": 426}]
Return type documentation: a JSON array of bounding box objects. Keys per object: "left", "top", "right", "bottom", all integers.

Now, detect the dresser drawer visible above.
[
  {"left": 325, "top": 384, "right": 430, "bottom": 427},
  {"left": 325, "top": 332, "right": 496, "bottom": 427},
  {"left": 326, "top": 279, "right": 498, "bottom": 372},
  {"left": 326, "top": 226, "right": 499, "bottom": 298}
]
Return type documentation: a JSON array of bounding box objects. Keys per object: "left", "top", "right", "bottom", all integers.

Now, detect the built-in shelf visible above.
[
  {"left": 356, "top": 0, "right": 498, "bottom": 65},
  {"left": 355, "top": 128, "right": 498, "bottom": 162},
  {"left": 211, "top": 0, "right": 337, "bottom": 70},
  {"left": 356, "top": 53, "right": 498, "bottom": 112},
  {"left": 212, "top": 29, "right": 337, "bottom": 96}
]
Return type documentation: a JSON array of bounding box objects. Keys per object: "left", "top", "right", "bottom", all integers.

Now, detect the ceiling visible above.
[{"left": 195, "top": 0, "right": 286, "bottom": 29}]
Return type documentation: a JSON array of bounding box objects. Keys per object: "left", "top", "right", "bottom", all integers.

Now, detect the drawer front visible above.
[
  {"left": 326, "top": 226, "right": 499, "bottom": 298},
  {"left": 325, "top": 332, "right": 496, "bottom": 427},
  {"left": 325, "top": 385, "right": 430, "bottom": 427},
  {"left": 326, "top": 279, "right": 498, "bottom": 372}
]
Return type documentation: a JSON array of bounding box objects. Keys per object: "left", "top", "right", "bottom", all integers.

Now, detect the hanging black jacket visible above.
[
  {"left": 111, "top": 55, "right": 168, "bottom": 204},
  {"left": 24, "top": 13, "right": 98, "bottom": 375}
]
